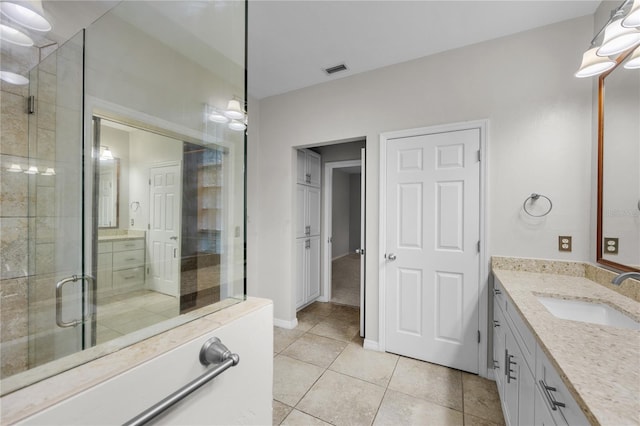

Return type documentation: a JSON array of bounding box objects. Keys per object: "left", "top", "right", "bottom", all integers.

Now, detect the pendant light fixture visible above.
[
  {"left": 0, "top": 23, "right": 34, "bottom": 46},
  {"left": 0, "top": 2, "right": 51, "bottom": 32},
  {"left": 597, "top": 17, "right": 640, "bottom": 57},
  {"left": 624, "top": 45, "right": 640, "bottom": 68},
  {"left": 622, "top": 0, "right": 640, "bottom": 28}
]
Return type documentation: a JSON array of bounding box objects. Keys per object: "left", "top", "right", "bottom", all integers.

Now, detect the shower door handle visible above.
[{"left": 56, "top": 274, "right": 94, "bottom": 328}]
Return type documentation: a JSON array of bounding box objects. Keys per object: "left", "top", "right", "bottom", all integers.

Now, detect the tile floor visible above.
[
  {"left": 96, "top": 290, "right": 178, "bottom": 344},
  {"left": 331, "top": 254, "right": 360, "bottom": 307},
  {"left": 273, "top": 302, "right": 505, "bottom": 426}
]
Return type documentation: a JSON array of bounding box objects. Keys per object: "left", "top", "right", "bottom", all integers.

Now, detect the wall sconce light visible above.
[
  {"left": 576, "top": 0, "right": 640, "bottom": 78},
  {"left": 597, "top": 17, "right": 640, "bottom": 57},
  {"left": 41, "top": 167, "right": 56, "bottom": 176},
  {"left": 623, "top": 0, "right": 640, "bottom": 28},
  {"left": 0, "top": 70, "right": 29, "bottom": 85},
  {"left": 0, "top": 2, "right": 51, "bottom": 32},
  {"left": 624, "top": 45, "right": 640, "bottom": 68},
  {"left": 575, "top": 47, "right": 616, "bottom": 77},
  {"left": 207, "top": 100, "right": 247, "bottom": 132},
  {"left": 0, "top": 23, "right": 34, "bottom": 46},
  {"left": 25, "top": 166, "right": 39, "bottom": 175},
  {"left": 7, "top": 164, "right": 23, "bottom": 172},
  {"left": 100, "top": 146, "right": 114, "bottom": 161}
]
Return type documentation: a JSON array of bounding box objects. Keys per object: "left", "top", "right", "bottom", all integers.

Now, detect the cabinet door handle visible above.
[
  {"left": 494, "top": 288, "right": 502, "bottom": 295},
  {"left": 493, "top": 359, "right": 499, "bottom": 370},
  {"left": 305, "top": 225, "right": 311, "bottom": 236},
  {"left": 505, "top": 350, "right": 517, "bottom": 383},
  {"left": 539, "top": 380, "right": 566, "bottom": 411},
  {"left": 305, "top": 240, "right": 311, "bottom": 249},
  {"left": 493, "top": 320, "right": 500, "bottom": 327}
]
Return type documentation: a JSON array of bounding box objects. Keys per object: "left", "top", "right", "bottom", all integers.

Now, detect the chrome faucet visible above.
[{"left": 611, "top": 272, "right": 640, "bottom": 285}]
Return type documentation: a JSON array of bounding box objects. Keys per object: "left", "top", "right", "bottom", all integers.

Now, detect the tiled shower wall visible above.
[{"left": 0, "top": 42, "right": 58, "bottom": 378}]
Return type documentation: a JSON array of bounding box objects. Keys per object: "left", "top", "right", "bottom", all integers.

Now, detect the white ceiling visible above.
[
  {"left": 247, "top": 0, "right": 600, "bottom": 99},
  {"left": 37, "top": 1, "right": 601, "bottom": 100}
]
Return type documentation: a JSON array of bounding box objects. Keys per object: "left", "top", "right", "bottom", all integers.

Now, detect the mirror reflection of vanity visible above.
[{"left": 597, "top": 50, "right": 640, "bottom": 272}]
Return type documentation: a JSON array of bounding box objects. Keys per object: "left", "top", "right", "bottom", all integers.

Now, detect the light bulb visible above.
[{"left": 209, "top": 111, "right": 229, "bottom": 123}]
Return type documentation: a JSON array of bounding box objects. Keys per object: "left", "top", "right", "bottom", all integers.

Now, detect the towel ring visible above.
[{"left": 523, "top": 193, "right": 552, "bottom": 217}]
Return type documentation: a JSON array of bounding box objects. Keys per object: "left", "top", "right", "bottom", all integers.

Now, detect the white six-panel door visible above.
[
  {"left": 148, "top": 164, "right": 181, "bottom": 297},
  {"left": 384, "top": 128, "right": 480, "bottom": 373}
]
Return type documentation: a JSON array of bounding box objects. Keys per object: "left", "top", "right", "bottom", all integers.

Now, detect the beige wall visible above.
[{"left": 248, "top": 16, "right": 595, "bottom": 341}]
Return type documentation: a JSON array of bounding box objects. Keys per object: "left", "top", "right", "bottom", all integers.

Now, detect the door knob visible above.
[
  {"left": 356, "top": 248, "right": 365, "bottom": 255},
  {"left": 170, "top": 236, "right": 178, "bottom": 240},
  {"left": 387, "top": 253, "right": 397, "bottom": 261}
]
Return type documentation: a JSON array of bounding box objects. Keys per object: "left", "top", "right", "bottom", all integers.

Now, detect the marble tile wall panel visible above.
[
  {"left": 0, "top": 217, "right": 28, "bottom": 279},
  {"left": 0, "top": 155, "right": 29, "bottom": 217},
  {"left": 0, "top": 277, "right": 29, "bottom": 378},
  {"left": 1, "top": 90, "right": 28, "bottom": 157}
]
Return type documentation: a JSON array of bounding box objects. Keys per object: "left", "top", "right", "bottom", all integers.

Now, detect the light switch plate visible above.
[
  {"left": 558, "top": 236, "right": 572, "bottom": 252},
  {"left": 604, "top": 237, "right": 619, "bottom": 255}
]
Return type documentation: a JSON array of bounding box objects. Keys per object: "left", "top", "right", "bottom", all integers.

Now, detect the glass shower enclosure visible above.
[{"left": 0, "top": 0, "right": 247, "bottom": 393}]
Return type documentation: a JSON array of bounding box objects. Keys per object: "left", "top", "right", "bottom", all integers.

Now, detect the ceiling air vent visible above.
[{"left": 324, "top": 63, "right": 348, "bottom": 75}]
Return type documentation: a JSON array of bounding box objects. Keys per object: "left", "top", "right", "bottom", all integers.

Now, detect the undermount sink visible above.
[{"left": 536, "top": 296, "right": 640, "bottom": 331}]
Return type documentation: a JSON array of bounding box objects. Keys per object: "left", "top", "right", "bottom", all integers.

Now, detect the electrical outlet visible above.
[
  {"left": 558, "top": 236, "right": 572, "bottom": 252},
  {"left": 604, "top": 237, "right": 619, "bottom": 254}
]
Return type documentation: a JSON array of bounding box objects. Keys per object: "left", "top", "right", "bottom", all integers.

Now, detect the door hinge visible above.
[
  {"left": 477, "top": 150, "right": 481, "bottom": 162},
  {"left": 477, "top": 330, "right": 481, "bottom": 343},
  {"left": 477, "top": 241, "right": 481, "bottom": 253},
  {"left": 149, "top": 179, "right": 151, "bottom": 185}
]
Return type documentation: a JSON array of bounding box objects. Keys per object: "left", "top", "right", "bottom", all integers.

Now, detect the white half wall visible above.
[{"left": 251, "top": 16, "right": 595, "bottom": 339}]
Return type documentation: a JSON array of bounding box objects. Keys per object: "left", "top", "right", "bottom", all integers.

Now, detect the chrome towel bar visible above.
[{"left": 124, "top": 337, "right": 239, "bottom": 426}]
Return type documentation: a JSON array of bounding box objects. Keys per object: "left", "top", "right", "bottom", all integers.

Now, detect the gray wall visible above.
[
  {"left": 349, "top": 174, "right": 361, "bottom": 252},
  {"left": 332, "top": 170, "right": 351, "bottom": 258}
]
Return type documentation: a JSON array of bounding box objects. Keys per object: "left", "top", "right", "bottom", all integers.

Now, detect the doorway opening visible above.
[{"left": 294, "top": 139, "right": 366, "bottom": 336}]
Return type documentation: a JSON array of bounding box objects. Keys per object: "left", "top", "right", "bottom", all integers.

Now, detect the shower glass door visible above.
[{"left": 26, "top": 31, "right": 89, "bottom": 369}]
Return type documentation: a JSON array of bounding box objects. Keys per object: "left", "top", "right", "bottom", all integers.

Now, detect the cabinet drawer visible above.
[
  {"left": 494, "top": 278, "right": 507, "bottom": 311},
  {"left": 98, "top": 241, "right": 113, "bottom": 253},
  {"left": 113, "top": 239, "right": 144, "bottom": 251},
  {"left": 505, "top": 298, "right": 536, "bottom": 373},
  {"left": 536, "top": 346, "right": 589, "bottom": 426},
  {"left": 113, "top": 249, "right": 145, "bottom": 270},
  {"left": 113, "top": 267, "right": 144, "bottom": 289}
]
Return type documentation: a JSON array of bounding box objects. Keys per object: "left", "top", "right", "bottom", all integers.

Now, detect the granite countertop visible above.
[{"left": 493, "top": 269, "right": 640, "bottom": 426}]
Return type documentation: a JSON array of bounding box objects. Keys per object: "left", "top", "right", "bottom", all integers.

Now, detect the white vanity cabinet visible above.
[
  {"left": 296, "top": 149, "right": 321, "bottom": 187},
  {"left": 295, "top": 148, "right": 321, "bottom": 309},
  {"left": 97, "top": 238, "right": 145, "bottom": 294},
  {"left": 493, "top": 278, "right": 588, "bottom": 426}
]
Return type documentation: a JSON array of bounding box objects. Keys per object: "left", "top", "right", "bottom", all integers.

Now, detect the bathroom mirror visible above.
[
  {"left": 98, "top": 156, "right": 119, "bottom": 228},
  {"left": 597, "top": 51, "right": 640, "bottom": 272}
]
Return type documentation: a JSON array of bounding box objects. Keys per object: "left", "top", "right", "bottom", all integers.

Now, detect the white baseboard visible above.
[
  {"left": 486, "top": 367, "right": 496, "bottom": 381},
  {"left": 316, "top": 296, "right": 329, "bottom": 302},
  {"left": 273, "top": 317, "right": 298, "bottom": 330},
  {"left": 363, "top": 339, "right": 381, "bottom": 351}
]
